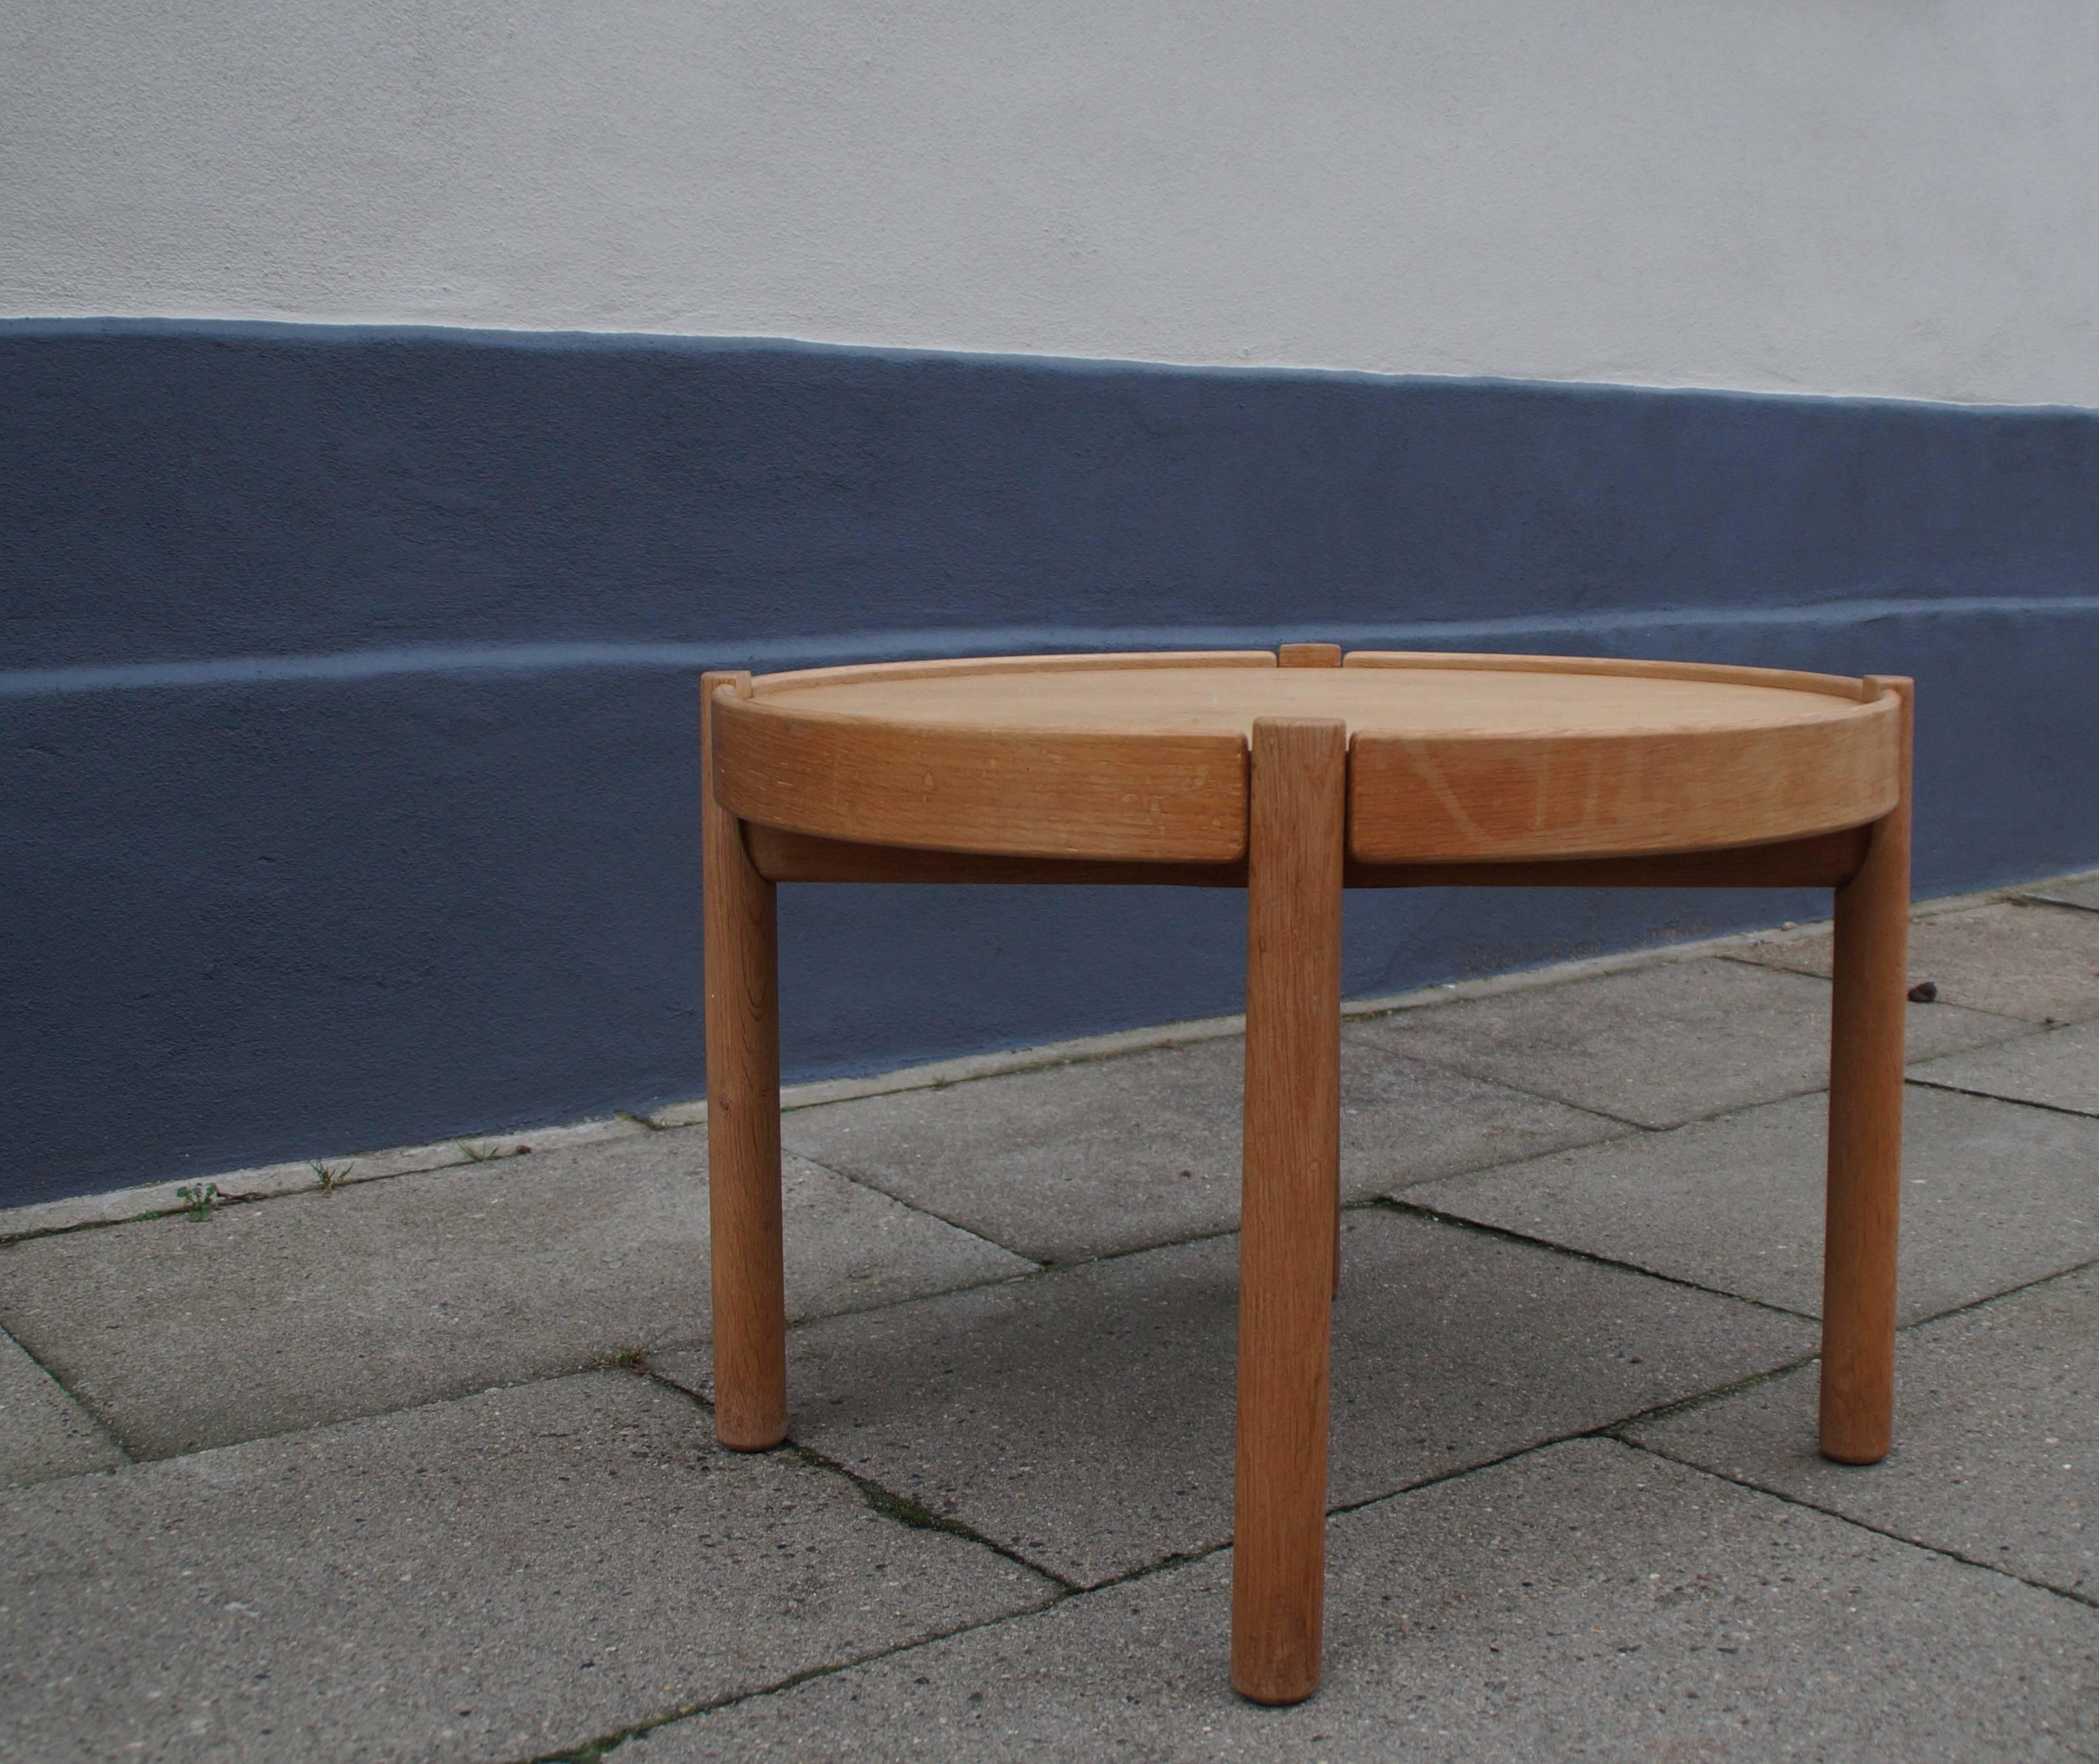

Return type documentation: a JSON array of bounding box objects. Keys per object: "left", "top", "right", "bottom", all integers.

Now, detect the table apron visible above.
[{"left": 739, "top": 822, "right": 1873, "bottom": 890}]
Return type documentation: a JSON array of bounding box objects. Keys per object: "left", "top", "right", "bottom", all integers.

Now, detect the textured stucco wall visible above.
[{"left": 6, "top": 0, "right": 2098, "bottom": 403}]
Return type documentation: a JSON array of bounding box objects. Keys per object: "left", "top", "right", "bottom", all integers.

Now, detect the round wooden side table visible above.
[{"left": 700, "top": 646, "right": 1912, "bottom": 1706}]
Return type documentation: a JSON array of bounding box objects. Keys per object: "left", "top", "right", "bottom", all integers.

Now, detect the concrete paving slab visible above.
[
  {"left": 1911, "top": 1019, "right": 2099, "bottom": 1118},
  {"left": 1630, "top": 1261, "right": 2099, "bottom": 1602},
  {"left": 627, "top": 1439, "right": 2099, "bottom": 1764},
  {"left": 783, "top": 1035, "right": 1626, "bottom": 1263},
  {"left": 0, "top": 1126, "right": 1029, "bottom": 1457},
  {"left": 654, "top": 1208, "right": 1810, "bottom": 1587},
  {"left": 1360, "top": 956, "right": 2017, "bottom": 1130},
  {"left": 1739, "top": 900, "right": 2099, "bottom": 1025},
  {"left": 1405, "top": 1085, "right": 2099, "bottom": 1323},
  {"left": 0, "top": 1324, "right": 124, "bottom": 1486},
  {"left": 0, "top": 1370, "right": 1055, "bottom": 1764}
]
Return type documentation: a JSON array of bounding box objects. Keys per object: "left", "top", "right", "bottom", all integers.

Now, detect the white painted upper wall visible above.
[{"left": 5, "top": 0, "right": 2097, "bottom": 406}]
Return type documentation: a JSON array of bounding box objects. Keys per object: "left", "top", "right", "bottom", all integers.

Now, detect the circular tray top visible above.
[
  {"left": 755, "top": 658, "right": 1858, "bottom": 737},
  {"left": 711, "top": 651, "right": 1902, "bottom": 865}
]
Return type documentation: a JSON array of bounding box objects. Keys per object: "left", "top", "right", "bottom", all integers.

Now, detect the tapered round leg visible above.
[
  {"left": 704, "top": 671, "right": 788, "bottom": 1450},
  {"left": 1820, "top": 676, "right": 1912, "bottom": 1465},
  {"left": 1232, "top": 717, "right": 1346, "bottom": 1706}
]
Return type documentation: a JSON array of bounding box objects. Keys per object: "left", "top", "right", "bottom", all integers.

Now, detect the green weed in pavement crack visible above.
[
  {"left": 172, "top": 1182, "right": 220, "bottom": 1221},
  {"left": 457, "top": 1141, "right": 525, "bottom": 1163}
]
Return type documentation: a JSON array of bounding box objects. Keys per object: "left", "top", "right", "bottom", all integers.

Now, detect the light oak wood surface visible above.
[
  {"left": 1232, "top": 719, "right": 1345, "bottom": 1706},
  {"left": 702, "top": 671, "right": 788, "bottom": 1450},
  {"left": 702, "top": 645, "right": 1914, "bottom": 1707},
  {"left": 1820, "top": 676, "right": 1913, "bottom": 1465},
  {"left": 747, "top": 654, "right": 1869, "bottom": 734},
  {"left": 714, "top": 651, "right": 1898, "bottom": 864}
]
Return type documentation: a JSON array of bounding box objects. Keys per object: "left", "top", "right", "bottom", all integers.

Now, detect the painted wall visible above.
[
  {"left": 6, "top": 1, "right": 2099, "bottom": 403},
  {"left": 5, "top": 5, "right": 2099, "bottom": 1207},
  {"left": 6, "top": 322, "right": 2098, "bottom": 1208}
]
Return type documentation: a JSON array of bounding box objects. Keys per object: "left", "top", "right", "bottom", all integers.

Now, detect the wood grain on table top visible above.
[{"left": 747, "top": 652, "right": 1876, "bottom": 739}]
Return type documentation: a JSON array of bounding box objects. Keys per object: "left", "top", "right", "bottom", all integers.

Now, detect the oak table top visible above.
[{"left": 710, "top": 649, "right": 1902, "bottom": 866}]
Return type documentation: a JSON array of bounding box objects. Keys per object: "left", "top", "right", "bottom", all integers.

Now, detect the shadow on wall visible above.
[{"left": 4, "top": 320, "right": 2097, "bottom": 1205}]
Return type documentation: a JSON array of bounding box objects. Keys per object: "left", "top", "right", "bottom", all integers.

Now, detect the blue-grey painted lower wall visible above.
[{"left": 4, "top": 319, "right": 2097, "bottom": 1207}]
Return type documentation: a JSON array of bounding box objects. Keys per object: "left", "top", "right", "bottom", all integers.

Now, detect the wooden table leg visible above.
[
  {"left": 704, "top": 671, "right": 788, "bottom": 1451},
  {"left": 1820, "top": 676, "right": 1913, "bottom": 1465},
  {"left": 1232, "top": 717, "right": 1346, "bottom": 1705},
  {"left": 1276, "top": 651, "right": 1348, "bottom": 1304}
]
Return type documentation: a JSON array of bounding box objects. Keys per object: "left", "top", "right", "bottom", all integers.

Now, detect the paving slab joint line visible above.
[
  {"left": 638, "top": 1360, "right": 1076, "bottom": 1591},
  {"left": 1378, "top": 1196, "right": 1823, "bottom": 1322},
  {"left": 0, "top": 1345, "right": 149, "bottom": 1463},
  {"left": 785, "top": 1146, "right": 1388, "bottom": 1277},
  {"left": 2020, "top": 892, "right": 2099, "bottom": 917},
  {"left": 1596, "top": 1350, "right": 1828, "bottom": 1441},
  {"left": 516, "top": 1593, "right": 1071, "bottom": 1764},
  {"left": 784, "top": 1439, "right": 1084, "bottom": 1594},
  {"left": 1884, "top": 1247, "right": 2099, "bottom": 1336},
  {"left": 774, "top": 1148, "right": 1051, "bottom": 1273},
  {"left": 1317, "top": 1372, "right": 1818, "bottom": 1527},
  {"left": 1904, "top": 1074, "right": 2099, "bottom": 1123},
  {"left": 1596, "top": 1248, "right": 2099, "bottom": 1449},
  {"left": 1071, "top": 1422, "right": 1688, "bottom": 1602},
  {"left": 1360, "top": 1053, "right": 1666, "bottom": 1136},
  {"left": 1362, "top": 1011, "right": 1960, "bottom": 1138},
  {"left": 1004, "top": 1193, "right": 1402, "bottom": 1276},
  {"left": 1616, "top": 1434, "right": 2099, "bottom": 1613},
  {"left": 0, "top": 1321, "right": 135, "bottom": 1472},
  {"left": 1906, "top": 874, "right": 2097, "bottom": 921},
  {"left": 1, "top": 1181, "right": 287, "bottom": 1246},
  {"left": 55, "top": 1354, "right": 714, "bottom": 1472},
  {"left": 1076, "top": 1363, "right": 1843, "bottom": 1600}
]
